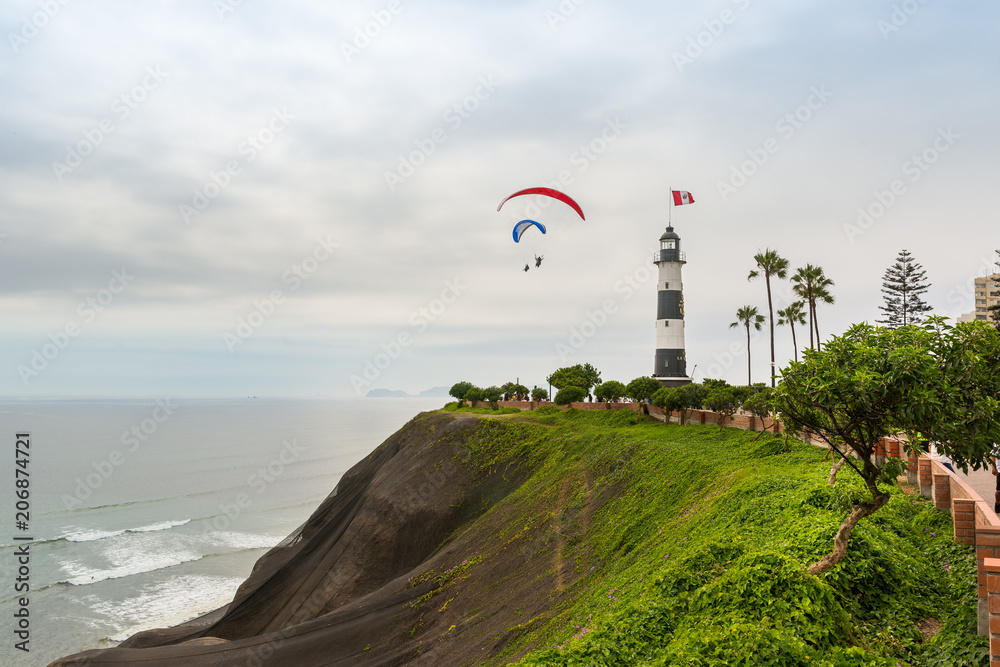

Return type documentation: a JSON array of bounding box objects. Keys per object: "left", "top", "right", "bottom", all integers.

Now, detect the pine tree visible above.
[{"left": 877, "top": 249, "right": 933, "bottom": 328}]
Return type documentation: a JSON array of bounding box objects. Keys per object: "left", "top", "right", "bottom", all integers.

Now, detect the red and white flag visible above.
[{"left": 672, "top": 190, "right": 695, "bottom": 206}]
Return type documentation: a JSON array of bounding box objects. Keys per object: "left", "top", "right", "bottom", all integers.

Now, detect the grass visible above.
[{"left": 442, "top": 408, "right": 985, "bottom": 667}]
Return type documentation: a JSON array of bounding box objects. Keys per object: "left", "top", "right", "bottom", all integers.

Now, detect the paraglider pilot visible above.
[
  {"left": 523, "top": 263, "right": 530, "bottom": 272},
  {"left": 535, "top": 255, "right": 543, "bottom": 268}
]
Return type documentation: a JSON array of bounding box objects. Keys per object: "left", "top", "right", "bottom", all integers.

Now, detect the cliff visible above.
[{"left": 50, "top": 407, "right": 983, "bottom": 666}]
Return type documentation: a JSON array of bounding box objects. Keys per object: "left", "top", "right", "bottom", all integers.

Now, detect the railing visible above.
[{"left": 654, "top": 251, "right": 687, "bottom": 263}]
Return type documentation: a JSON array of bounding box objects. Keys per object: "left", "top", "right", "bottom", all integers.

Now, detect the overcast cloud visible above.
[{"left": 1, "top": 0, "right": 997, "bottom": 397}]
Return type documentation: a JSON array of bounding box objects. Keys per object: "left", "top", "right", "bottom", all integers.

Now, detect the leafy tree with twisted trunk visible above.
[
  {"left": 777, "top": 300, "right": 807, "bottom": 362},
  {"left": 749, "top": 249, "right": 789, "bottom": 387},
  {"left": 877, "top": 249, "right": 933, "bottom": 328},
  {"left": 774, "top": 318, "right": 1000, "bottom": 575},
  {"left": 730, "top": 305, "right": 765, "bottom": 386}
]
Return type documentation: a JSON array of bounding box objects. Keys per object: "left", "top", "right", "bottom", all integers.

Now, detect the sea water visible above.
[{"left": 0, "top": 397, "right": 443, "bottom": 666}]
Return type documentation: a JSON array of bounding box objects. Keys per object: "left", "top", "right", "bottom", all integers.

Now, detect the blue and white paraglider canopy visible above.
[{"left": 512, "top": 219, "right": 546, "bottom": 243}]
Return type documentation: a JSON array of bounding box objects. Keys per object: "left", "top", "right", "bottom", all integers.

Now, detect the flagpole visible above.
[{"left": 668, "top": 186, "right": 673, "bottom": 226}]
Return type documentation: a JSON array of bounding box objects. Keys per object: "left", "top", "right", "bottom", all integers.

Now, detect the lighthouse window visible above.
[{"left": 664, "top": 282, "right": 669, "bottom": 289}]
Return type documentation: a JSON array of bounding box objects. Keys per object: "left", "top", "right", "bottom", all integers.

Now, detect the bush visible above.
[
  {"left": 595, "top": 380, "right": 627, "bottom": 403},
  {"left": 554, "top": 386, "right": 587, "bottom": 405},
  {"left": 625, "top": 376, "right": 662, "bottom": 403},
  {"left": 531, "top": 387, "right": 548, "bottom": 402}
]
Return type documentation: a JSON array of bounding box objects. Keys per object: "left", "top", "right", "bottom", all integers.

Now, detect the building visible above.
[
  {"left": 957, "top": 273, "right": 1000, "bottom": 323},
  {"left": 652, "top": 225, "right": 692, "bottom": 387}
]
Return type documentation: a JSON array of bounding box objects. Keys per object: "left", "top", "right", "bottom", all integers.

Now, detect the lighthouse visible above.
[{"left": 653, "top": 225, "right": 692, "bottom": 386}]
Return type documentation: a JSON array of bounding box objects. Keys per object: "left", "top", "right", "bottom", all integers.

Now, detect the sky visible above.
[{"left": 1, "top": 0, "right": 998, "bottom": 398}]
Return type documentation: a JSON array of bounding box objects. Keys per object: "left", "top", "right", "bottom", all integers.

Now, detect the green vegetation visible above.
[
  {"left": 442, "top": 408, "right": 984, "bottom": 667},
  {"left": 776, "top": 319, "right": 1000, "bottom": 574},
  {"left": 555, "top": 386, "right": 588, "bottom": 405}
]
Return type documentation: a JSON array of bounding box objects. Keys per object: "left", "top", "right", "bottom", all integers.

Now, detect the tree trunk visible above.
[
  {"left": 815, "top": 305, "right": 822, "bottom": 351},
  {"left": 766, "top": 277, "right": 775, "bottom": 387},
  {"left": 828, "top": 458, "right": 847, "bottom": 485},
  {"left": 791, "top": 321, "right": 798, "bottom": 362},
  {"left": 807, "top": 491, "right": 890, "bottom": 575},
  {"left": 746, "top": 324, "right": 752, "bottom": 386}
]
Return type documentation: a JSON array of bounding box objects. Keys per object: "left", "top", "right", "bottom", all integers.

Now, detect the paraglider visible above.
[
  {"left": 512, "top": 219, "right": 546, "bottom": 243},
  {"left": 500, "top": 187, "right": 584, "bottom": 272},
  {"left": 497, "top": 187, "right": 586, "bottom": 221}
]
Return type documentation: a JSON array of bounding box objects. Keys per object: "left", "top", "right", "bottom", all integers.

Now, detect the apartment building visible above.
[{"left": 958, "top": 272, "right": 1000, "bottom": 323}]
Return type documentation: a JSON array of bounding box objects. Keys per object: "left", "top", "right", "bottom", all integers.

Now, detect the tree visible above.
[
  {"left": 554, "top": 386, "right": 587, "bottom": 405},
  {"left": 449, "top": 381, "right": 474, "bottom": 406},
  {"left": 594, "top": 380, "right": 627, "bottom": 403},
  {"left": 749, "top": 249, "right": 789, "bottom": 387},
  {"left": 730, "top": 305, "right": 765, "bottom": 386},
  {"left": 877, "top": 249, "right": 933, "bottom": 328},
  {"left": 774, "top": 319, "right": 1000, "bottom": 575},
  {"left": 482, "top": 386, "right": 503, "bottom": 409},
  {"left": 704, "top": 385, "right": 738, "bottom": 429},
  {"left": 548, "top": 364, "right": 601, "bottom": 396},
  {"left": 464, "top": 386, "right": 484, "bottom": 405},
  {"left": 625, "top": 376, "right": 662, "bottom": 403},
  {"left": 791, "top": 264, "right": 835, "bottom": 350},
  {"left": 653, "top": 386, "right": 684, "bottom": 425},
  {"left": 531, "top": 387, "right": 548, "bottom": 402},
  {"left": 742, "top": 385, "right": 775, "bottom": 435},
  {"left": 776, "top": 300, "right": 807, "bottom": 362}
]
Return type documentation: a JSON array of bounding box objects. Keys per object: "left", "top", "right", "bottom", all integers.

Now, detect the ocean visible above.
[{"left": 0, "top": 397, "right": 444, "bottom": 666}]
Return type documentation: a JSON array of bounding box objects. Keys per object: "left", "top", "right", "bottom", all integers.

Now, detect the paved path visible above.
[{"left": 956, "top": 466, "right": 997, "bottom": 511}]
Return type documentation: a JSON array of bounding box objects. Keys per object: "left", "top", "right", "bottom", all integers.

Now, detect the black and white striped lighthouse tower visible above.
[{"left": 652, "top": 224, "right": 692, "bottom": 386}]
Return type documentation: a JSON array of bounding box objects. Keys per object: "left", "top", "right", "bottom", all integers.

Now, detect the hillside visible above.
[{"left": 51, "top": 407, "right": 984, "bottom": 666}]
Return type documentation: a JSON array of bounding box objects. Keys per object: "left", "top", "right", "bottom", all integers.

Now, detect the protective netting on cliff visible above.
[{"left": 50, "top": 413, "right": 478, "bottom": 667}]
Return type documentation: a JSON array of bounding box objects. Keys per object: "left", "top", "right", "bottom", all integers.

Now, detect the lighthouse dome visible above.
[{"left": 659, "top": 226, "right": 680, "bottom": 241}]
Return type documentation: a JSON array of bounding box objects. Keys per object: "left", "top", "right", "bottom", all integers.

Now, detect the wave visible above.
[
  {"left": 62, "top": 552, "right": 204, "bottom": 586},
  {"left": 62, "top": 519, "right": 192, "bottom": 543}
]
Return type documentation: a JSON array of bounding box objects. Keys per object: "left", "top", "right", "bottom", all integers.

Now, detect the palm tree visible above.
[
  {"left": 791, "top": 265, "right": 835, "bottom": 350},
  {"left": 777, "top": 300, "right": 807, "bottom": 362},
  {"left": 748, "top": 249, "right": 789, "bottom": 387},
  {"left": 730, "top": 305, "right": 765, "bottom": 386}
]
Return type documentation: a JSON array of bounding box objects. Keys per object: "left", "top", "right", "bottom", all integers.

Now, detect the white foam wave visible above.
[
  {"left": 85, "top": 574, "right": 246, "bottom": 642},
  {"left": 62, "top": 552, "right": 202, "bottom": 586},
  {"left": 204, "top": 531, "right": 284, "bottom": 551},
  {"left": 62, "top": 519, "right": 191, "bottom": 543}
]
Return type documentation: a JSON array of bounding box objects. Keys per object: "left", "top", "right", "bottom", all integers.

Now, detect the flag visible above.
[{"left": 672, "top": 190, "right": 695, "bottom": 206}]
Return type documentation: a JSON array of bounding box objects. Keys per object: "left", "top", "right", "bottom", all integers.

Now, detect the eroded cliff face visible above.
[{"left": 51, "top": 411, "right": 572, "bottom": 667}]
